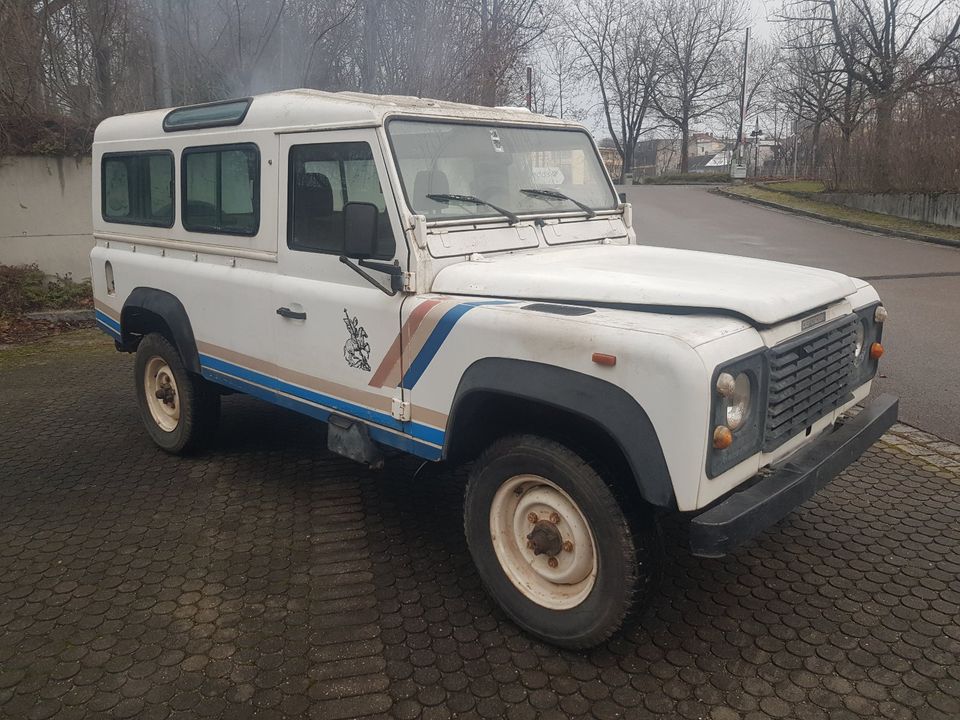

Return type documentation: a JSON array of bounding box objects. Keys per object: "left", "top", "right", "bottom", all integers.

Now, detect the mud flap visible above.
[{"left": 327, "top": 415, "right": 384, "bottom": 468}]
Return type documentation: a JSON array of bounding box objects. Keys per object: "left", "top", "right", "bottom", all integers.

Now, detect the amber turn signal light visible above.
[
  {"left": 869, "top": 342, "right": 884, "bottom": 360},
  {"left": 591, "top": 353, "right": 617, "bottom": 367},
  {"left": 713, "top": 425, "right": 733, "bottom": 449}
]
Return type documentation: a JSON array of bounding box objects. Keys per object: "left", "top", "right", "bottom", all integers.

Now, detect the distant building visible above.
[
  {"left": 598, "top": 146, "right": 623, "bottom": 181},
  {"left": 634, "top": 133, "right": 732, "bottom": 176}
]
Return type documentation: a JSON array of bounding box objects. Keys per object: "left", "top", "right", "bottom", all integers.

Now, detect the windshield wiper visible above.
[
  {"left": 520, "top": 188, "right": 596, "bottom": 218},
  {"left": 425, "top": 193, "right": 520, "bottom": 224}
]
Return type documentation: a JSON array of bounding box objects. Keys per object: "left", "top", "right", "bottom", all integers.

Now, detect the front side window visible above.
[
  {"left": 287, "top": 141, "right": 395, "bottom": 258},
  {"left": 102, "top": 152, "right": 174, "bottom": 227},
  {"left": 183, "top": 143, "right": 259, "bottom": 235},
  {"left": 387, "top": 120, "right": 618, "bottom": 222}
]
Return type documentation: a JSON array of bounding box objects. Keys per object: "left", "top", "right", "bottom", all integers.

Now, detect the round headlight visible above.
[
  {"left": 725, "top": 372, "right": 752, "bottom": 430},
  {"left": 853, "top": 320, "right": 867, "bottom": 365}
]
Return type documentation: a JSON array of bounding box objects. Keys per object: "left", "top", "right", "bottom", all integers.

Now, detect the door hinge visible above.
[
  {"left": 402, "top": 271, "right": 416, "bottom": 292},
  {"left": 391, "top": 397, "right": 411, "bottom": 422}
]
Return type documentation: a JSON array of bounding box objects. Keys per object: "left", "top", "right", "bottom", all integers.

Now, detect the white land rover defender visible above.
[{"left": 91, "top": 91, "right": 897, "bottom": 648}]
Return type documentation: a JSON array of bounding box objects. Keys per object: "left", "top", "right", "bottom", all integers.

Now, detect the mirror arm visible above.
[{"left": 338, "top": 256, "right": 401, "bottom": 296}]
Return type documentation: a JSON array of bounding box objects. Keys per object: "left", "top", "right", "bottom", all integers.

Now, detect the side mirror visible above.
[
  {"left": 618, "top": 192, "right": 627, "bottom": 203},
  {"left": 343, "top": 201, "right": 379, "bottom": 258}
]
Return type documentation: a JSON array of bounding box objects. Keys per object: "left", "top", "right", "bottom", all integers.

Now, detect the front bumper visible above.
[{"left": 689, "top": 393, "right": 899, "bottom": 558}]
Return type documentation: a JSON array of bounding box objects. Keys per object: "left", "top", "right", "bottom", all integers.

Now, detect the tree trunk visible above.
[
  {"left": 679, "top": 120, "right": 690, "bottom": 174},
  {"left": 809, "top": 119, "right": 822, "bottom": 176},
  {"left": 361, "top": 0, "right": 379, "bottom": 93},
  {"left": 623, "top": 143, "right": 635, "bottom": 184},
  {"left": 874, "top": 95, "right": 895, "bottom": 190},
  {"left": 85, "top": 0, "right": 114, "bottom": 118},
  {"left": 479, "top": 0, "right": 497, "bottom": 106}
]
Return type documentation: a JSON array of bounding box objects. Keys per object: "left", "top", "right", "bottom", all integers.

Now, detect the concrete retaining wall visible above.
[
  {"left": 0, "top": 155, "right": 94, "bottom": 279},
  {"left": 820, "top": 191, "right": 960, "bottom": 228}
]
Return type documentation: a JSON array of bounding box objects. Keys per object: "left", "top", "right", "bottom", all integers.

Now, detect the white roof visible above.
[{"left": 95, "top": 89, "right": 577, "bottom": 143}]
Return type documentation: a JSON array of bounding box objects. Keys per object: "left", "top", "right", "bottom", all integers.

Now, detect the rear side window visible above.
[
  {"left": 287, "top": 141, "right": 395, "bottom": 258},
  {"left": 182, "top": 143, "right": 259, "bottom": 235},
  {"left": 102, "top": 152, "right": 174, "bottom": 227}
]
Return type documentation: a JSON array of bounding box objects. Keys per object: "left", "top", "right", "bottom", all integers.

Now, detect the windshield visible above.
[{"left": 387, "top": 119, "right": 618, "bottom": 222}]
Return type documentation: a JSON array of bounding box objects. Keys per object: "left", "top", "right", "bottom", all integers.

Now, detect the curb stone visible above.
[{"left": 879, "top": 422, "right": 960, "bottom": 476}]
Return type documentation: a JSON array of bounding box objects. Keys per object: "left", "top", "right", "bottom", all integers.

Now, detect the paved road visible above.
[
  {"left": 1, "top": 334, "right": 959, "bottom": 720},
  {"left": 622, "top": 185, "right": 960, "bottom": 443}
]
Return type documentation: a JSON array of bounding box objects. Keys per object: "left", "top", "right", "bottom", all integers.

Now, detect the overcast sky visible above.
[{"left": 574, "top": 0, "right": 778, "bottom": 138}]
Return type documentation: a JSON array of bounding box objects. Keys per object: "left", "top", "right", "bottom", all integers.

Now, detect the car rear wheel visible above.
[
  {"left": 134, "top": 333, "right": 220, "bottom": 454},
  {"left": 464, "top": 434, "right": 660, "bottom": 648}
]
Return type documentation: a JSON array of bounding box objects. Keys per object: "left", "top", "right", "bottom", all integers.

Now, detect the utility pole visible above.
[
  {"left": 735, "top": 27, "right": 750, "bottom": 165},
  {"left": 526, "top": 66, "right": 532, "bottom": 110},
  {"left": 753, "top": 117, "right": 761, "bottom": 177},
  {"left": 793, "top": 111, "right": 800, "bottom": 180}
]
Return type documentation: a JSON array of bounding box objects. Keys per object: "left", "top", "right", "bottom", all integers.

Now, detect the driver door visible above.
[{"left": 274, "top": 129, "right": 410, "bottom": 448}]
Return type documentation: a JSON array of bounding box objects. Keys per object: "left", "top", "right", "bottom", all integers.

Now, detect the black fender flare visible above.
[
  {"left": 445, "top": 358, "right": 676, "bottom": 508},
  {"left": 120, "top": 287, "right": 201, "bottom": 373}
]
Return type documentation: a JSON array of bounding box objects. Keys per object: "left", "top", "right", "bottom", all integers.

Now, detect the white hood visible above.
[{"left": 431, "top": 245, "right": 858, "bottom": 325}]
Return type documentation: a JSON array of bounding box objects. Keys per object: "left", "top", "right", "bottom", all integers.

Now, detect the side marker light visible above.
[
  {"left": 713, "top": 426, "right": 733, "bottom": 449},
  {"left": 592, "top": 353, "right": 616, "bottom": 367}
]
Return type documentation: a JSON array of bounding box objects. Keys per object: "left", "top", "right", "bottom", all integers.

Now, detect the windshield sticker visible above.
[
  {"left": 343, "top": 309, "right": 371, "bottom": 371},
  {"left": 489, "top": 129, "right": 504, "bottom": 153},
  {"left": 532, "top": 166, "right": 565, "bottom": 185}
]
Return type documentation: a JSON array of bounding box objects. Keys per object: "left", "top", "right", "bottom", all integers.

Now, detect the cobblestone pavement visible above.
[{"left": 1, "top": 332, "right": 959, "bottom": 720}]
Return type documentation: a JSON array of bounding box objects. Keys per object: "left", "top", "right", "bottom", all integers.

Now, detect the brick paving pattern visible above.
[{"left": 1, "top": 332, "right": 959, "bottom": 720}]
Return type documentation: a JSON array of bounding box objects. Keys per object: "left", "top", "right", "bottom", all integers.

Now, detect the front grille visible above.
[{"left": 764, "top": 315, "right": 858, "bottom": 451}]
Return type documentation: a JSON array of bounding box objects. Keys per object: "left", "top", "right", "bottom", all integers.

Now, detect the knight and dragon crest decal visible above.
[{"left": 342, "top": 309, "right": 371, "bottom": 371}]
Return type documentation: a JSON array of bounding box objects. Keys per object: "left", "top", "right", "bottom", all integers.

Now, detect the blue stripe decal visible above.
[
  {"left": 95, "top": 309, "right": 121, "bottom": 333},
  {"left": 401, "top": 301, "right": 510, "bottom": 390},
  {"left": 96, "top": 316, "right": 121, "bottom": 340},
  {"left": 199, "top": 353, "right": 444, "bottom": 448},
  {"left": 201, "top": 365, "right": 442, "bottom": 461}
]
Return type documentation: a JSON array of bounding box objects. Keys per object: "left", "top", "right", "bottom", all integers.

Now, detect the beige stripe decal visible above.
[
  {"left": 197, "top": 340, "right": 392, "bottom": 413},
  {"left": 197, "top": 340, "right": 448, "bottom": 432},
  {"left": 94, "top": 299, "right": 121, "bottom": 322}
]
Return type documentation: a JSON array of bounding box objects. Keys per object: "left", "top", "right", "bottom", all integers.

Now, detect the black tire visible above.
[
  {"left": 464, "top": 434, "right": 660, "bottom": 649},
  {"left": 134, "top": 333, "right": 220, "bottom": 454}
]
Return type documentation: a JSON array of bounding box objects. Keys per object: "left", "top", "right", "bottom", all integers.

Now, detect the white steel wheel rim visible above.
[
  {"left": 144, "top": 356, "right": 180, "bottom": 432},
  {"left": 489, "top": 474, "right": 598, "bottom": 610}
]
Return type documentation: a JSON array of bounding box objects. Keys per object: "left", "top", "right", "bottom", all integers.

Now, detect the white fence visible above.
[{"left": 0, "top": 155, "right": 93, "bottom": 279}]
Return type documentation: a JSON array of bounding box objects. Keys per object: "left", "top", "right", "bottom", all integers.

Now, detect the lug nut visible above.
[
  {"left": 527, "top": 512, "right": 538, "bottom": 524},
  {"left": 562, "top": 540, "right": 574, "bottom": 553},
  {"left": 549, "top": 512, "right": 560, "bottom": 524},
  {"left": 547, "top": 557, "right": 558, "bottom": 568}
]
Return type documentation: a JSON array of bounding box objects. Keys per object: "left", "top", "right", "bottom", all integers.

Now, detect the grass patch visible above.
[
  {"left": 0, "top": 328, "right": 111, "bottom": 368},
  {"left": 0, "top": 264, "right": 92, "bottom": 319},
  {"left": 762, "top": 180, "right": 826, "bottom": 194},
  {"left": 724, "top": 184, "right": 960, "bottom": 243},
  {"left": 639, "top": 172, "right": 730, "bottom": 185}
]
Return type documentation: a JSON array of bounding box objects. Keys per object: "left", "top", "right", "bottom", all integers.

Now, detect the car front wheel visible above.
[{"left": 464, "top": 434, "right": 660, "bottom": 648}]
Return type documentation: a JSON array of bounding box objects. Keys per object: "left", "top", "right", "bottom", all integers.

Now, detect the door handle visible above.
[{"left": 276, "top": 306, "right": 307, "bottom": 320}]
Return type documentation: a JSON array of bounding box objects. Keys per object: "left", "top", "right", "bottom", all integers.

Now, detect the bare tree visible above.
[
  {"left": 810, "top": 0, "right": 960, "bottom": 187},
  {"left": 719, "top": 35, "right": 780, "bottom": 162},
  {"left": 652, "top": 0, "right": 747, "bottom": 173},
  {"left": 475, "top": 0, "right": 548, "bottom": 105},
  {"left": 569, "top": 0, "right": 662, "bottom": 182},
  {"left": 533, "top": 24, "right": 584, "bottom": 118}
]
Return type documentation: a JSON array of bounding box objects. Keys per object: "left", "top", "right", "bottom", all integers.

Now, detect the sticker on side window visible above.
[{"left": 489, "top": 130, "right": 504, "bottom": 153}]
